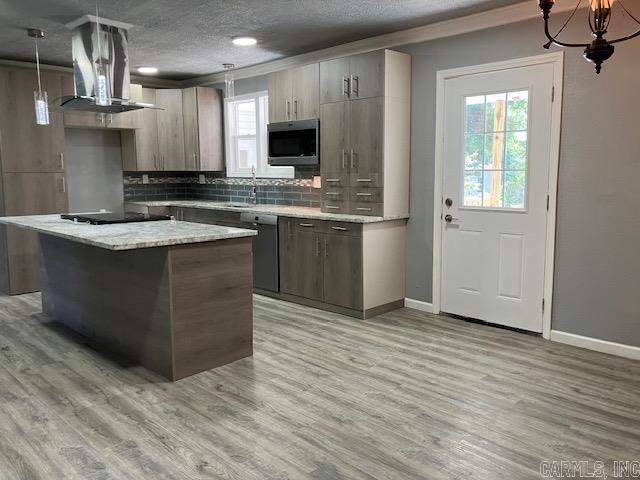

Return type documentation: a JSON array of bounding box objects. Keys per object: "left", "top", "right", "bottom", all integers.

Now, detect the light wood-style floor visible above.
[{"left": 1, "top": 292, "right": 639, "bottom": 479}]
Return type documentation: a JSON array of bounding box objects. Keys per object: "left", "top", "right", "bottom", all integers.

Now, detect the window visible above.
[
  {"left": 224, "top": 91, "right": 293, "bottom": 178},
  {"left": 463, "top": 90, "right": 529, "bottom": 209}
]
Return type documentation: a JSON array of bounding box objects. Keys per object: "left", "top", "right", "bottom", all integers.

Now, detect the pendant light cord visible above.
[{"left": 34, "top": 37, "right": 43, "bottom": 95}]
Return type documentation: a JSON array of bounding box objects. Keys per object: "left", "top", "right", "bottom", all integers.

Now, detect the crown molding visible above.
[{"left": 183, "top": 0, "right": 578, "bottom": 87}]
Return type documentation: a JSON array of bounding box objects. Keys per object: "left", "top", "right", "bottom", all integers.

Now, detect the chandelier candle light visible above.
[
  {"left": 29, "top": 28, "right": 49, "bottom": 126},
  {"left": 539, "top": 0, "right": 640, "bottom": 73}
]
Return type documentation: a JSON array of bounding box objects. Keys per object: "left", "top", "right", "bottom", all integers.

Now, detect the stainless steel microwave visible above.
[{"left": 267, "top": 119, "right": 319, "bottom": 166}]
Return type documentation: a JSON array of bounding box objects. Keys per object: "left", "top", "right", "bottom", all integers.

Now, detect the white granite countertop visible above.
[
  {"left": 0, "top": 214, "right": 257, "bottom": 251},
  {"left": 130, "top": 201, "right": 409, "bottom": 224}
]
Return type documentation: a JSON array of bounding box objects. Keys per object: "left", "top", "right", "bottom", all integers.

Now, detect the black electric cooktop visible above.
[{"left": 61, "top": 212, "right": 171, "bottom": 225}]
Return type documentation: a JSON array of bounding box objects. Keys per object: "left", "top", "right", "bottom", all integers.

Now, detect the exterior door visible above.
[{"left": 440, "top": 63, "right": 554, "bottom": 333}]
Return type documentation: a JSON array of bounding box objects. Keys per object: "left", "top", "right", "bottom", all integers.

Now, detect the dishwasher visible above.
[{"left": 240, "top": 212, "right": 279, "bottom": 292}]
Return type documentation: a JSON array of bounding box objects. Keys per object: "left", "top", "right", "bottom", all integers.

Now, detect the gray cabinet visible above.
[
  {"left": 322, "top": 228, "right": 363, "bottom": 310},
  {"left": 156, "top": 89, "right": 186, "bottom": 170},
  {"left": 320, "top": 51, "right": 384, "bottom": 104},
  {"left": 182, "top": 87, "right": 224, "bottom": 171},
  {"left": 122, "top": 88, "right": 160, "bottom": 171},
  {"left": 0, "top": 68, "right": 65, "bottom": 173},
  {"left": 268, "top": 64, "right": 319, "bottom": 123},
  {"left": 279, "top": 219, "right": 324, "bottom": 301},
  {"left": 320, "top": 97, "right": 383, "bottom": 214}
]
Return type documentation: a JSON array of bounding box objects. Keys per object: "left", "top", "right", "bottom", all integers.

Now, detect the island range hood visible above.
[{"left": 60, "top": 15, "right": 155, "bottom": 113}]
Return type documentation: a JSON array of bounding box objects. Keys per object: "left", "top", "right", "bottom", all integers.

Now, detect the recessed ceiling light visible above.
[
  {"left": 136, "top": 66, "right": 158, "bottom": 75},
  {"left": 232, "top": 36, "right": 257, "bottom": 46}
]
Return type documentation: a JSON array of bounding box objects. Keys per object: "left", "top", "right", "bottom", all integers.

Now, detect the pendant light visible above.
[
  {"left": 223, "top": 63, "right": 235, "bottom": 99},
  {"left": 94, "top": 1, "right": 111, "bottom": 106},
  {"left": 28, "top": 28, "right": 49, "bottom": 126},
  {"left": 538, "top": 0, "right": 640, "bottom": 74}
]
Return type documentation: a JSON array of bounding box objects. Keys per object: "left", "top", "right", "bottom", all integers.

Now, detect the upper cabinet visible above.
[
  {"left": 0, "top": 68, "right": 65, "bottom": 173},
  {"left": 320, "top": 49, "right": 411, "bottom": 218},
  {"left": 268, "top": 63, "right": 319, "bottom": 123},
  {"left": 122, "top": 86, "right": 224, "bottom": 172},
  {"left": 320, "top": 51, "right": 385, "bottom": 104},
  {"left": 182, "top": 87, "right": 224, "bottom": 171}
]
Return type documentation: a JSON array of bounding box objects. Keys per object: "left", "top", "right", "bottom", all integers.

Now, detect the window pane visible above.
[
  {"left": 485, "top": 93, "right": 506, "bottom": 132},
  {"left": 507, "top": 91, "right": 528, "bottom": 131},
  {"left": 504, "top": 171, "right": 526, "bottom": 208},
  {"left": 463, "top": 171, "right": 482, "bottom": 207},
  {"left": 483, "top": 170, "right": 503, "bottom": 208},
  {"left": 236, "top": 101, "right": 256, "bottom": 135},
  {"left": 237, "top": 136, "right": 257, "bottom": 169},
  {"left": 464, "top": 134, "right": 484, "bottom": 170},
  {"left": 465, "top": 96, "right": 485, "bottom": 134},
  {"left": 483, "top": 132, "right": 504, "bottom": 170},
  {"left": 505, "top": 131, "right": 527, "bottom": 170}
]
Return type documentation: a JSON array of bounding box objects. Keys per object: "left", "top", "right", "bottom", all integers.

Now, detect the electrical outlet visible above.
[
  {"left": 142, "top": 174, "right": 150, "bottom": 185},
  {"left": 199, "top": 174, "right": 206, "bottom": 184}
]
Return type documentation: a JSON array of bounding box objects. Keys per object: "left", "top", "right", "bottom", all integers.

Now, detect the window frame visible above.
[{"left": 223, "top": 91, "right": 294, "bottom": 179}]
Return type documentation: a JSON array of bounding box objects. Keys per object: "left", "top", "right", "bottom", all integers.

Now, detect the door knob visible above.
[
  {"left": 444, "top": 214, "right": 458, "bottom": 223},
  {"left": 445, "top": 198, "right": 453, "bottom": 207}
]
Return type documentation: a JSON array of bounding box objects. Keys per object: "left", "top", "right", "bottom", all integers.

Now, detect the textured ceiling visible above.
[{"left": 0, "top": 0, "right": 523, "bottom": 80}]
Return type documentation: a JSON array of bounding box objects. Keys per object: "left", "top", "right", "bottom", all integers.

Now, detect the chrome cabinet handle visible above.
[
  {"left": 326, "top": 178, "right": 341, "bottom": 183},
  {"left": 341, "top": 149, "right": 346, "bottom": 169},
  {"left": 324, "top": 238, "right": 328, "bottom": 257},
  {"left": 325, "top": 192, "right": 340, "bottom": 196},
  {"left": 316, "top": 236, "right": 320, "bottom": 256},
  {"left": 356, "top": 207, "right": 372, "bottom": 212},
  {"left": 59, "top": 153, "right": 64, "bottom": 170},
  {"left": 294, "top": 99, "right": 298, "bottom": 119},
  {"left": 342, "top": 77, "right": 350, "bottom": 96},
  {"left": 350, "top": 149, "right": 356, "bottom": 169},
  {"left": 356, "top": 178, "right": 372, "bottom": 183},
  {"left": 59, "top": 177, "right": 66, "bottom": 193},
  {"left": 356, "top": 192, "right": 372, "bottom": 197},
  {"left": 326, "top": 205, "right": 340, "bottom": 210},
  {"left": 286, "top": 100, "right": 291, "bottom": 120},
  {"left": 108, "top": 113, "right": 113, "bottom": 125},
  {"left": 331, "top": 226, "right": 348, "bottom": 231},
  {"left": 299, "top": 223, "right": 314, "bottom": 228},
  {"left": 351, "top": 75, "right": 359, "bottom": 96}
]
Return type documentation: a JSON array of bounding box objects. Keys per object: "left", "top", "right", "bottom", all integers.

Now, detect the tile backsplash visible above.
[{"left": 124, "top": 169, "right": 321, "bottom": 208}]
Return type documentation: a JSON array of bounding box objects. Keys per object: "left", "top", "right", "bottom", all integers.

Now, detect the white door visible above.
[{"left": 440, "top": 63, "right": 555, "bottom": 333}]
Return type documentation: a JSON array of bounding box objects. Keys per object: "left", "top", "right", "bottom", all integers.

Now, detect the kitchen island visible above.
[{"left": 0, "top": 214, "right": 257, "bottom": 381}]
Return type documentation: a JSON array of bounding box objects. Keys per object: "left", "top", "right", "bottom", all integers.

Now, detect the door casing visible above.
[{"left": 432, "top": 52, "right": 564, "bottom": 339}]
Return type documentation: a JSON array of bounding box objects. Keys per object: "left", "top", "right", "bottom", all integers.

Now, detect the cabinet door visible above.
[
  {"left": 156, "top": 89, "right": 186, "bottom": 170},
  {"left": 279, "top": 220, "right": 323, "bottom": 301},
  {"left": 350, "top": 97, "right": 384, "bottom": 182},
  {"left": 320, "top": 57, "right": 350, "bottom": 104},
  {"left": 323, "top": 233, "right": 363, "bottom": 310},
  {"left": 3, "top": 173, "right": 69, "bottom": 215},
  {"left": 124, "top": 88, "right": 160, "bottom": 171},
  {"left": 320, "top": 101, "right": 350, "bottom": 186},
  {"left": 292, "top": 63, "right": 319, "bottom": 121},
  {"left": 349, "top": 51, "right": 385, "bottom": 100},
  {"left": 268, "top": 70, "right": 293, "bottom": 123},
  {"left": 0, "top": 68, "right": 65, "bottom": 173},
  {"left": 183, "top": 87, "right": 224, "bottom": 171},
  {"left": 3, "top": 226, "right": 41, "bottom": 294}
]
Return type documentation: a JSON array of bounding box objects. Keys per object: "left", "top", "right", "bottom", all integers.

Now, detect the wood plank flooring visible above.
[{"left": 0, "top": 292, "right": 639, "bottom": 479}]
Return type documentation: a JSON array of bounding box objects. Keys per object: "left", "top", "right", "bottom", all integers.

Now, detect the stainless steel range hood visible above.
[{"left": 60, "top": 15, "right": 155, "bottom": 113}]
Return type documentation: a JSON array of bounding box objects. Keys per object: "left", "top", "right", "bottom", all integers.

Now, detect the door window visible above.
[{"left": 463, "top": 91, "right": 529, "bottom": 209}]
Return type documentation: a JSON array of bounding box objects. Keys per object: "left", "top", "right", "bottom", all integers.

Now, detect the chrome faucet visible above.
[{"left": 249, "top": 166, "right": 258, "bottom": 204}]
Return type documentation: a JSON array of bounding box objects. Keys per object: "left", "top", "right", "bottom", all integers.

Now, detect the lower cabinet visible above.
[{"left": 279, "top": 218, "right": 363, "bottom": 310}]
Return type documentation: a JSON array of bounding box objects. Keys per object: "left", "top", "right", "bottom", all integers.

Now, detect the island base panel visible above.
[{"left": 39, "top": 234, "right": 253, "bottom": 381}]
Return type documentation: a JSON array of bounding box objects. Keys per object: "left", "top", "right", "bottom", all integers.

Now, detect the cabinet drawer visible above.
[
  {"left": 323, "top": 187, "right": 348, "bottom": 202},
  {"left": 349, "top": 173, "right": 383, "bottom": 188},
  {"left": 323, "top": 221, "right": 362, "bottom": 237},
  {"left": 322, "top": 173, "right": 349, "bottom": 188},
  {"left": 322, "top": 200, "right": 349, "bottom": 214},
  {"left": 351, "top": 202, "right": 383, "bottom": 216},
  {"left": 281, "top": 217, "right": 324, "bottom": 234},
  {"left": 350, "top": 188, "right": 383, "bottom": 203}
]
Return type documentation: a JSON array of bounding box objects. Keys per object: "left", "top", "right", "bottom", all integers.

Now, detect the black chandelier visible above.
[{"left": 539, "top": 0, "right": 640, "bottom": 73}]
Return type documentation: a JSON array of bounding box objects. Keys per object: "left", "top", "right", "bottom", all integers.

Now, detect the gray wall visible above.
[
  {"left": 397, "top": 15, "right": 640, "bottom": 346},
  {"left": 65, "top": 129, "right": 125, "bottom": 213}
]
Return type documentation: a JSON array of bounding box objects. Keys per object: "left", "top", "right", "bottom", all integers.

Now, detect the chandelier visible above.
[{"left": 539, "top": 0, "right": 640, "bottom": 73}]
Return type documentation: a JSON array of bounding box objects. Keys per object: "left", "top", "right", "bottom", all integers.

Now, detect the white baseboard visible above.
[
  {"left": 550, "top": 330, "right": 640, "bottom": 361},
  {"left": 404, "top": 298, "right": 434, "bottom": 314}
]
